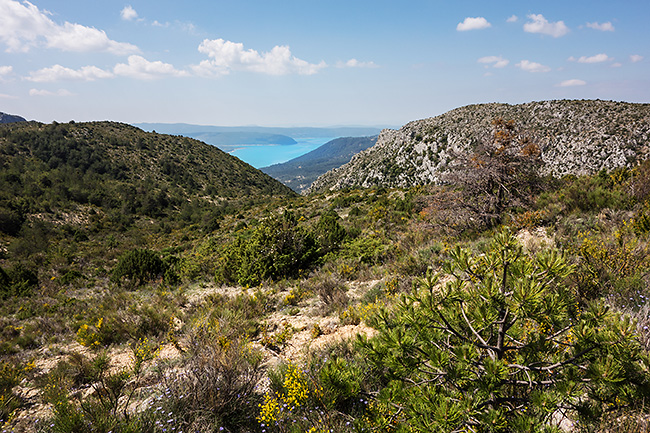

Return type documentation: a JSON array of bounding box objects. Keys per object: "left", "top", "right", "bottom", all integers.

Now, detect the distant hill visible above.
[
  {"left": 134, "top": 123, "right": 384, "bottom": 151},
  {"left": 0, "top": 112, "right": 26, "bottom": 124},
  {"left": 0, "top": 121, "right": 294, "bottom": 236},
  {"left": 186, "top": 132, "right": 297, "bottom": 149},
  {"left": 261, "top": 136, "right": 378, "bottom": 193},
  {"left": 308, "top": 100, "right": 650, "bottom": 193}
]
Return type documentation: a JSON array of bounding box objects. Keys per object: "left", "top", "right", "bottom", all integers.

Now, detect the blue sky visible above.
[{"left": 0, "top": 0, "right": 648, "bottom": 126}]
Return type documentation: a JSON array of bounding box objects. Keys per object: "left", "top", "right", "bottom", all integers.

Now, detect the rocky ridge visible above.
[{"left": 308, "top": 100, "right": 650, "bottom": 193}]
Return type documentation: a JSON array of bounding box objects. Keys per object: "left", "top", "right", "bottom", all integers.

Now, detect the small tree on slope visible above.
[
  {"left": 359, "top": 230, "right": 650, "bottom": 432},
  {"left": 446, "top": 118, "right": 544, "bottom": 230}
]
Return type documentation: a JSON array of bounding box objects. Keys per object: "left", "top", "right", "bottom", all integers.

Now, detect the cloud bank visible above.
[
  {"left": 193, "top": 38, "right": 326, "bottom": 76},
  {"left": 28, "top": 57, "right": 188, "bottom": 82},
  {"left": 558, "top": 79, "right": 587, "bottom": 87},
  {"left": 120, "top": 5, "right": 139, "bottom": 21},
  {"left": 0, "top": 0, "right": 139, "bottom": 54},
  {"left": 29, "top": 88, "right": 73, "bottom": 97},
  {"left": 516, "top": 60, "right": 551, "bottom": 73},
  {"left": 586, "top": 21, "right": 614, "bottom": 32},
  {"left": 478, "top": 56, "right": 509, "bottom": 68},
  {"left": 28, "top": 64, "right": 114, "bottom": 82},
  {"left": 457, "top": 17, "right": 491, "bottom": 31},
  {"left": 569, "top": 53, "right": 613, "bottom": 64},
  {"left": 336, "top": 59, "right": 378, "bottom": 68},
  {"left": 523, "top": 14, "right": 569, "bottom": 38}
]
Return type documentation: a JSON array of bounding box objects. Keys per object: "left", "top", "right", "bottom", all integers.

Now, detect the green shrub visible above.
[
  {"left": 633, "top": 201, "right": 650, "bottom": 234},
  {"left": 339, "top": 232, "right": 392, "bottom": 265},
  {"left": 0, "top": 263, "right": 38, "bottom": 299},
  {"left": 111, "top": 249, "right": 165, "bottom": 287},
  {"left": 218, "top": 212, "right": 318, "bottom": 286},
  {"left": 318, "top": 357, "right": 364, "bottom": 411},
  {"left": 59, "top": 269, "right": 83, "bottom": 286},
  {"left": 359, "top": 230, "right": 650, "bottom": 432},
  {"left": 315, "top": 208, "right": 347, "bottom": 255},
  {"left": 0, "top": 206, "right": 24, "bottom": 236},
  {"left": 0, "top": 361, "right": 22, "bottom": 423},
  {"left": 543, "top": 173, "right": 631, "bottom": 214}
]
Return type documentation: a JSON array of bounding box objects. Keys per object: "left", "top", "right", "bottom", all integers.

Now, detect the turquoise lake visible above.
[{"left": 229, "top": 137, "right": 337, "bottom": 168}]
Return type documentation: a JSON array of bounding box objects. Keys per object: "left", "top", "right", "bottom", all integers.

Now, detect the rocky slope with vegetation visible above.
[
  {"left": 2, "top": 105, "right": 650, "bottom": 433},
  {"left": 309, "top": 99, "right": 650, "bottom": 192}
]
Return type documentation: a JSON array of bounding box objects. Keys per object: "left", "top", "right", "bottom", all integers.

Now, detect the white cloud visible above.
[
  {"left": 523, "top": 14, "right": 569, "bottom": 38},
  {"left": 506, "top": 15, "right": 518, "bottom": 23},
  {"left": 570, "top": 53, "right": 612, "bottom": 64},
  {"left": 120, "top": 5, "right": 138, "bottom": 21},
  {"left": 586, "top": 21, "right": 614, "bottom": 32},
  {"left": 28, "top": 64, "right": 113, "bottom": 82},
  {"left": 516, "top": 60, "right": 551, "bottom": 73},
  {"left": 558, "top": 79, "right": 586, "bottom": 87},
  {"left": 457, "top": 17, "right": 491, "bottom": 31},
  {"left": 0, "top": 0, "right": 139, "bottom": 54},
  {"left": 336, "top": 59, "right": 378, "bottom": 68},
  {"left": 29, "top": 88, "right": 73, "bottom": 97},
  {"left": 114, "top": 55, "right": 188, "bottom": 80},
  {"left": 478, "top": 56, "right": 509, "bottom": 68},
  {"left": 0, "top": 66, "right": 14, "bottom": 83},
  {"left": 0, "top": 93, "right": 18, "bottom": 99},
  {"left": 611, "top": 62, "right": 622, "bottom": 68},
  {"left": 48, "top": 22, "right": 139, "bottom": 54},
  {"left": 631, "top": 54, "right": 644, "bottom": 63},
  {"left": 193, "top": 38, "right": 326, "bottom": 76}
]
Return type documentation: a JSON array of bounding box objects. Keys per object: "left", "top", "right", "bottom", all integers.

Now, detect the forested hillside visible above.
[{"left": 0, "top": 121, "right": 294, "bottom": 235}]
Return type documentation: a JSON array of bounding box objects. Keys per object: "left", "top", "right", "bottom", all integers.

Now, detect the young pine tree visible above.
[{"left": 359, "top": 230, "right": 650, "bottom": 432}]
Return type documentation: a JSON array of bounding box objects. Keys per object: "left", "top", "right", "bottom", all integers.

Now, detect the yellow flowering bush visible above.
[
  {"left": 258, "top": 392, "right": 280, "bottom": 425},
  {"left": 339, "top": 301, "right": 382, "bottom": 326},
  {"left": 76, "top": 317, "right": 104, "bottom": 349},
  {"left": 282, "top": 364, "right": 309, "bottom": 410},
  {"left": 258, "top": 364, "right": 313, "bottom": 431}
]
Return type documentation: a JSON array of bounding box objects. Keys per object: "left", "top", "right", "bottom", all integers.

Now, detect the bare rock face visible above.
[{"left": 308, "top": 100, "right": 650, "bottom": 193}]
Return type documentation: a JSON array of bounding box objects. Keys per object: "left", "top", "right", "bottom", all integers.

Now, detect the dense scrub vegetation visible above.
[{"left": 1, "top": 119, "right": 650, "bottom": 432}]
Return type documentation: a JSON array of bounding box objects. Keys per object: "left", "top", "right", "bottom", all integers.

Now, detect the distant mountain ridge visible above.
[
  {"left": 134, "top": 123, "right": 385, "bottom": 138},
  {"left": 261, "top": 136, "right": 378, "bottom": 193},
  {"left": 308, "top": 100, "right": 650, "bottom": 193},
  {"left": 0, "top": 112, "right": 26, "bottom": 124},
  {"left": 186, "top": 131, "right": 297, "bottom": 148},
  {"left": 134, "top": 123, "right": 384, "bottom": 152}
]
